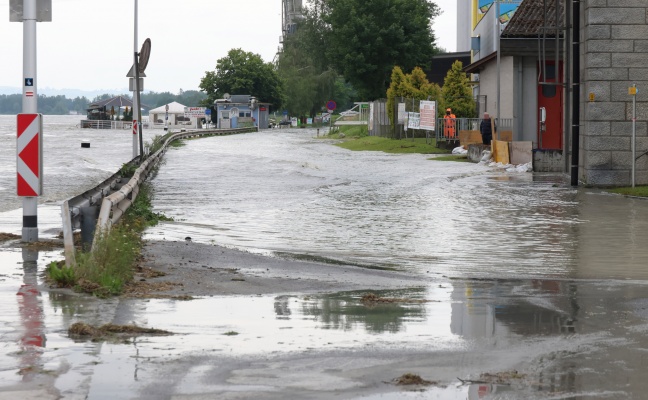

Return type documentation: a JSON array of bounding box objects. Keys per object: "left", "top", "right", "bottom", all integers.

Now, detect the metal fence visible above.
[
  {"left": 436, "top": 118, "right": 514, "bottom": 142},
  {"left": 367, "top": 96, "right": 513, "bottom": 145}
]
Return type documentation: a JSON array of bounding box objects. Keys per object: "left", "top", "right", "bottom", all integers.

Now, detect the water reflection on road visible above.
[{"left": 2, "top": 244, "right": 648, "bottom": 398}]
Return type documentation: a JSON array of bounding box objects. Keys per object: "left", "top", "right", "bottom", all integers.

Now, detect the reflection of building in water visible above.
[
  {"left": 574, "top": 191, "right": 648, "bottom": 280},
  {"left": 274, "top": 295, "right": 293, "bottom": 320},
  {"left": 451, "top": 280, "right": 578, "bottom": 339},
  {"left": 451, "top": 282, "right": 501, "bottom": 338},
  {"left": 293, "top": 289, "right": 427, "bottom": 334}
]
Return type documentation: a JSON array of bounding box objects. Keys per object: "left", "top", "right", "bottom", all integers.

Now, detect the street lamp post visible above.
[{"left": 132, "top": 0, "right": 139, "bottom": 159}]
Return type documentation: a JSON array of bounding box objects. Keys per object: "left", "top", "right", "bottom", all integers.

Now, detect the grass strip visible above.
[
  {"left": 608, "top": 186, "right": 648, "bottom": 197},
  {"left": 47, "top": 183, "right": 172, "bottom": 297}
]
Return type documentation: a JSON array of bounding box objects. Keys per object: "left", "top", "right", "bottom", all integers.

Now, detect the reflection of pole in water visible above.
[{"left": 17, "top": 248, "right": 46, "bottom": 380}]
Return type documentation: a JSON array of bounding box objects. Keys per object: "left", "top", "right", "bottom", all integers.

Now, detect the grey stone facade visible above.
[{"left": 582, "top": 0, "right": 648, "bottom": 185}]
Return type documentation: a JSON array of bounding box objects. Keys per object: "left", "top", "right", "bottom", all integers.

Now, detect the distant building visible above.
[
  {"left": 214, "top": 95, "right": 270, "bottom": 129},
  {"left": 148, "top": 101, "right": 188, "bottom": 127}
]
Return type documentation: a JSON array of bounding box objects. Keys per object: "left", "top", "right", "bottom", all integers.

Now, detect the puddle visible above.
[{"left": 1, "top": 247, "right": 648, "bottom": 398}]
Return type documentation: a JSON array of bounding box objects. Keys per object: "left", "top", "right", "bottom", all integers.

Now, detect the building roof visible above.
[
  {"left": 87, "top": 95, "right": 150, "bottom": 111},
  {"left": 463, "top": 51, "right": 497, "bottom": 74},
  {"left": 501, "top": 0, "right": 565, "bottom": 39},
  {"left": 149, "top": 101, "right": 187, "bottom": 114}
]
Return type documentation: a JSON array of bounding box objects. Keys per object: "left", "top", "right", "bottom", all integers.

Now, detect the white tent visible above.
[{"left": 149, "top": 101, "right": 187, "bottom": 127}]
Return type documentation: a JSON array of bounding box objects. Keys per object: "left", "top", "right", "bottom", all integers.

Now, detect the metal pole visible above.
[
  {"left": 632, "top": 84, "right": 637, "bottom": 188},
  {"left": 132, "top": 0, "right": 139, "bottom": 158},
  {"left": 496, "top": 0, "right": 501, "bottom": 141},
  {"left": 135, "top": 53, "right": 143, "bottom": 157},
  {"left": 22, "top": 0, "right": 38, "bottom": 242},
  {"left": 570, "top": 0, "right": 580, "bottom": 186}
]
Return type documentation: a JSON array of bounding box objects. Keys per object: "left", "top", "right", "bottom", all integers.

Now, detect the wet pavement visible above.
[
  {"left": 1, "top": 124, "right": 648, "bottom": 398},
  {"left": 3, "top": 244, "right": 648, "bottom": 398}
]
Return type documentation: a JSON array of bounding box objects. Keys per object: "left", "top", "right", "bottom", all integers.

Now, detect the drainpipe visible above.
[
  {"left": 517, "top": 59, "right": 523, "bottom": 141},
  {"left": 570, "top": 0, "right": 580, "bottom": 186},
  {"left": 564, "top": 0, "right": 572, "bottom": 174}
]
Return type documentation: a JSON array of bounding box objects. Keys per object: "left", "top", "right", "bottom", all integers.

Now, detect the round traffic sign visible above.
[
  {"left": 139, "top": 38, "right": 152, "bottom": 73},
  {"left": 326, "top": 100, "right": 336, "bottom": 111}
]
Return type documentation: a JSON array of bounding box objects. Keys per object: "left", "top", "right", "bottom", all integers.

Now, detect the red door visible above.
[{"left": 537, "top": 61, "right": 563, "bottom": 149}]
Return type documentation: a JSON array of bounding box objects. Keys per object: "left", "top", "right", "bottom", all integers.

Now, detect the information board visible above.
[{"left": 419, "top": 101, "right": 436, "bottom": 131}]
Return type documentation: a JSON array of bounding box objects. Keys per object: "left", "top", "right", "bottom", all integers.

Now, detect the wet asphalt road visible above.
[
  {"left": 3, "top": 244, "right": 648, "bottom": 399},
  {"left": 2, "top": 126, "right": 648, "bottom": 398}
]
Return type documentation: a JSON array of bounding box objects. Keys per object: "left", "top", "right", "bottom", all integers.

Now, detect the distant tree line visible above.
[{"left": 0, "top": 90, "right": 206, "bottom": 115}]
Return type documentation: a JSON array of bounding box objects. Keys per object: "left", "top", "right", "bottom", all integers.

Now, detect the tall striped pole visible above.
[{"left": 21, "top": 0, "right": 38, "bottom": 242}]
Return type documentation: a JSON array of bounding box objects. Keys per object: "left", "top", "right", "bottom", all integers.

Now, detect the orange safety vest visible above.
[{"left": 444, "top": 114, "right": 457, "bottom": 138}]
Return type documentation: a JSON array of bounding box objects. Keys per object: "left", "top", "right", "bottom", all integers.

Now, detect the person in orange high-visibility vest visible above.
[{"left": 444, "top": 108, "right": 457, "bottom": 138}]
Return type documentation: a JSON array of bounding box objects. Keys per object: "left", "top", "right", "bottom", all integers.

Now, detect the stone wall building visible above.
[{"left": 581, "top": 1, "right": 648, "bottom": 185}]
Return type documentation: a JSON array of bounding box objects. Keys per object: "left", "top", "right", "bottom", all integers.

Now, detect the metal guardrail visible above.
[{"left": 61, "top": 127, "right": 254, "bottom": 266}]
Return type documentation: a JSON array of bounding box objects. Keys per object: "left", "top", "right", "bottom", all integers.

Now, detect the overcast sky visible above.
[{"left": 0, "top": 0, "right": 456, "bottom": 94}]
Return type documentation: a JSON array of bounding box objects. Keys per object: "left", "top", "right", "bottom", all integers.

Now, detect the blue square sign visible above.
[{"left": 25, "top": 78, "right": 33, "bottom": 87}]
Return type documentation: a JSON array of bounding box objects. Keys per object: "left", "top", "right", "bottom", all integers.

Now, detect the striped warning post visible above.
[{"left": 17, "top": 114, "right": 43, "bottom": 197}]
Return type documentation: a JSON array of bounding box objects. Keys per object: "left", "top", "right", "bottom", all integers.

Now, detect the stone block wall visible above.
[{"left": 582, "top": 0, "right": 648, "bottom": 185}]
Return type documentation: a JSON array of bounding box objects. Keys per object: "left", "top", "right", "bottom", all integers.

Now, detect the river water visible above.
[{"left": 0, "top": 115, "right": 158, "bottom": 235}]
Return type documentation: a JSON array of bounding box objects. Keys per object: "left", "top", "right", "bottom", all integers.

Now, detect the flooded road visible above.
[
  {"left": 1, "top": 123, "right": 648, "bottom": 398},
  {"left": 147, "top": 128, "right": 648, "bottom": 281}
]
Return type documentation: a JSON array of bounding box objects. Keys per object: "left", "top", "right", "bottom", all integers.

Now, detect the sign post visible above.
[
  {"left": 630, "top": 84, "right": 638, "bottom": 187},
  {"left": 11, "top": 0, "right": 51, "bottom": 242},
  {"left": 165, "top": 104, "right": 169, "bottom": 130}
]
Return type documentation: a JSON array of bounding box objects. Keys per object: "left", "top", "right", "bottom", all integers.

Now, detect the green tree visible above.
[
  {"left": 278, "top": 31, "right": 338, "bottom": 117},
  {"left": 199, "top": 49, "right": 284, "bottom": 108},
  {"left": 440, "top": 60, "right": 475, "bottom": 118},
  {"left": 386, "top": 66, "right": 441, "bottom": 123},
  {"left": 324, "top": 0, "right": 440, "bottom": 100}
]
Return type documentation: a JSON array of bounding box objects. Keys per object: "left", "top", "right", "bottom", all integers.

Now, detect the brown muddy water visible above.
[{"left": 1, "top": 126, "right": 648, "bottom": 398}]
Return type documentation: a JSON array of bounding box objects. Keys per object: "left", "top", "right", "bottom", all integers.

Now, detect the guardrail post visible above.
[
  {"left": 61, "top": 201, "right": 76, "bottom": 267},
  {"left": 80, "top": 206, "right": 99, "bottom": 251}
]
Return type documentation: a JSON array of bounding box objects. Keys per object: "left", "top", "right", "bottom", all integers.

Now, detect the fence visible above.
[
  {"left": 79, "top": 120, "right": 150, "bottom": 130},
  {"left": 367, "top": 97, "right": 513, "bottom": 145},
  {"left": 61, "top": 127, "right": 255, "bottom": 267},
  {"left": 436, "top": 118, "right": 514, "bottom": 142}
]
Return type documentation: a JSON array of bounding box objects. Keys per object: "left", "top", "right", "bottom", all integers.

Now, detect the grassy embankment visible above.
[
  {"left": 47, "top": 134, "right": 176, "bottom": 297},
  {"left": 608, "top": 186, "right": 648, "bottom": 198},
  {"left": 324, "top": 124, "right": 464, "bottom": 159}
]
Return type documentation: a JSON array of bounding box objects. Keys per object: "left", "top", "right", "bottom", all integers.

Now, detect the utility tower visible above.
[{"left": 282, "top": 0, "right": 303, "bottom": 42}]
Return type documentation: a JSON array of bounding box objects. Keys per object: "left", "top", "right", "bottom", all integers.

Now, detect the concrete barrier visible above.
[{"left": 533, "top": 149, "right": 563, "bottom": 172}]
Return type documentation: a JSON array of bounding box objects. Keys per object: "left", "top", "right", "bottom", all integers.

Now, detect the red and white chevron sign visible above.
[{"left": 17, "top": 114, "right": 43, "bottom": 197}]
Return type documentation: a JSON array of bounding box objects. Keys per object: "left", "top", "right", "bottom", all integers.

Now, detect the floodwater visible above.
[
  {"left": 147, "top": 128, "right": 648, "bottom": 281},
  {"left": 0, "top": 114, "right": 158, "bottom": 235},
  {"left": 1, "top": 118, "right": 648, "bottom": 398}
]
